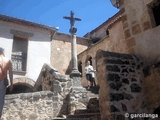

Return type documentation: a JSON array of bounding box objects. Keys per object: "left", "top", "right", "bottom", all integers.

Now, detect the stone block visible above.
[
  {"left": 104, "top": 59, "right": 130, "bottom": 65},
  {"left": 123, "top": 93, "right": 134, "bottom": 100},
  {"left": 55, "top": 74, "right": 68, "bottom": 82},
  {"left": 103, "top": 51, "right": 133, "bottom": 60},
  {"left": 33, "top": 92, "right": 41, "bottom": 101},
  {"left": 52, "top": 96, "right": 58, "bottom": 102},
  {"left": 106, "top": 65, "right": 120, "bottom": 72},
  {"left": 26, "top": 93, "right": 33, "bottom": 99},
  {"left": 61, "top": 83, "right": 66, "bottom": 87},
  {"left": 122, "top": 15, "right": 127, "bottom": 22},
  {"left": 20, "top": 93, "right": 28, "bottom": 99},
  {"left": 28, "top": 113, "right": 38, "bottom": 120},
  {"left": 123, "top": 22, "right": 129, "bottom": 29},
  {"left": 5, "top": 94, "right": 20, "bottom": 100},
  {"left": 131, "top": 78, "right": 137, "bottom": 82},
  {"left": 110, "top": 105, "right": 120, "bottom": 112},
  {"left": 40, "top": 91, "right": 48, "bottom": 96},
  {"left": 67, "top": 81, "right": 72, "bottom": 88},
  {"left": 126, "top": 37, "right": 136, "bottom": 48},
  {"left": 130, "top": 83, "right": 142, "bottom": 92},
  {"left": 128, "top": 47, "right": 135, "bottom": 54},
  {"left": 53, "top": 84, "right": 62, "bottom": 93},
  {"left": 132, "top": 24, "right": 142, "bottom": 35},
  {"left": 129, "top": 68, "right": 135, "bottom": 72},
  {"left": 107, "top": 73, "right": 120, "bottom": 81},
  {"left": 53, "top": 105, "right": 59, "bottom": 111},
  {"left": 122, "top": 67, "right": 129, "bottom": 73},
  {"left": 121, "top": 103, "right": 127, "bottom": 111},
  {"left": 47, "top": 92, "right": 54, "bottom": 97},
  {"left": 109, "top": 81, "right": 122, "bottom": 91},
  {"left": 110, "top": 93, "right": 134, "bottom": 101},
  {"left": 131, "top": 20, "right": 137, "bottom": 25},
  {"left": 143, "top": 21, "right": 151, "bottom": 31},
  {"left": 122, "top": 78, "right": 129, "bottom": 84},
  {"left": 143, "top": 66, "right": 151, "bottom": 77},
  {"left": 120, "top": 0, "right": 124, "bottom": 6},
  {"left": 110, "top": 93, "right": 124, "bottom": 101},
  {"left": 124, "top": 29, "right": 131, "bottom": 39},
  {"left": 33, "top": 92, "right": 41, "bottom": 97}
]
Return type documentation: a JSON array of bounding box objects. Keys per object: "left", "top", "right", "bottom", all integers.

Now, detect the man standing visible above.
[
  {"left": 85, "top": 61, "right": 96, "bottom": 89},
  {"left": 0, "top": 47, "right": 13, "bottom": 120}
]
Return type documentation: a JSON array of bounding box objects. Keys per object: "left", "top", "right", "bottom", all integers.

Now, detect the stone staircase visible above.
[{"left": 53, "top": 86, "right": 100, "bottom": 120}]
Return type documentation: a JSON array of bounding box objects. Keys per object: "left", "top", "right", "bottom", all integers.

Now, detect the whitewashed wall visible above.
[{"left": 0, "top": 20, "right": 51, "bottom": 81}]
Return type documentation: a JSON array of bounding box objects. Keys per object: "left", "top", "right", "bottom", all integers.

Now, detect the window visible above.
[
  {"left": 148, "top": 0, "right": 160, "bottom": 27},
  {"left": 152, "top": 2, "right": 160, "bottom": 26},
  {"left": 106, "top": 29, "right": 109, "bottom": 36},
  {"left": 12, "top": 36, "right": 28, "bottom": 73}
]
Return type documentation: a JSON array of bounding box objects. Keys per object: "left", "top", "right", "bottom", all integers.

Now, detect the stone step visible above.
[
  {"left": 52, "top": 115, "right": 101, "bottom": 120},
  {"left": 74, "top": 108, "right": 100, "bottom": 114},
  {"left": 67, "top": 117, "right": 101, "bottom": 120},
  {"left": 67, "top": 118, "right": 89, "bottom": 120},
  {"left": 84, "top": 85, "right": 100, "bottom": 89},
  {"left": 87, "top": 98, "right": 99, "bottom": 110},
  {"left": 87, "top": 92, "right": 99, "bottom": 98},
  {"left": 83, "top": 86, "right": 100, "bottom": 94},
  {"left": 67, "top": 113, "right": 100, "bottom": 119},
  {"left": 52, "top": 117, "right": 66, "bottom": 120},
  {"left": 67, "top": 118, "right": 100, "bottom": 120}
]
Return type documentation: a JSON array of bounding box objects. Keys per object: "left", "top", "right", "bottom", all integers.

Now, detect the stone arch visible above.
[
  {"left": 78, "top": 60, "right": 82, "bottom": 75},
  {"left": 106, "top": 29, "right": 109, "bottom": 36},
  {"left": 95, "top": 49, "right": 103, "bottom": 72},
  {"left": 85, "top": 55, "right": 93, "bottom": 65},
  {"left": 6, "top": 77, "right": 36, "bottom": 94}
]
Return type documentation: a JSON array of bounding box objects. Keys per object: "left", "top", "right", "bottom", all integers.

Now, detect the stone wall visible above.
[
  {"left": 3, "top": 64, "right": 74, "bottom": 119},
  {"left": 3, "top": 91, "right": 56, "bottom": 120},
  {"left": 35, "top": 63, "right": 88, "bottom": 117},
  {"left": 78, "top": 17, "right": 127, "bottom": 86},
  {"left": 39, "top": 64, "right": 89, "bottom": 116},
  {"left": 120, "top": 0, "right": 160, "bottom": 65},
  {"left": 143, "top": 63, "right": 160, "bottom": 113},
  {"left": 35, "top": 63, "right": 74, "bottom": 117},
  {"left": 51, "top": 32, "right": 92, "bottom": 75},
  {"left": 96, "top": 50, "right": 146, "bottom": 120}
]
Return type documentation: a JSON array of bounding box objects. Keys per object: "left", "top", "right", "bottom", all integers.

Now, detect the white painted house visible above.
[{"left": 0, "top": 14, "right": 57, "bottom": 86}]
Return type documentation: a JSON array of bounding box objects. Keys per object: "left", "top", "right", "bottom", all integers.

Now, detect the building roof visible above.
[
  {"left": 83, "top": 10, "right": 123, "bottom": 37},
  {"left": 0, "top": 14, "right": 57, "bottom": 32}
]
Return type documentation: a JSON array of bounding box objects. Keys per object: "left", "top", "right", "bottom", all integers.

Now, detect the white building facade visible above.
[{"left": 0, "top": 14, "right": 57, "bottom": 85}]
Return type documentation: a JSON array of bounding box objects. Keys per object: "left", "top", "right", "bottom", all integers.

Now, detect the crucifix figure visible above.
[
  {"left": 63, "top": 11, "right": 81, "bottom": 86},
  {"left": 63, "top": 11, "right": 81, "bottom": 34}
]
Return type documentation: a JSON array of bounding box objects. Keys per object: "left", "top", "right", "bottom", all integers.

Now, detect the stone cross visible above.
[
  {"left": 63, "top": 11, "right": 81, "bottom": 86},
  {"left": 63, "top": 11, "right": 81, "bottom": 34}
]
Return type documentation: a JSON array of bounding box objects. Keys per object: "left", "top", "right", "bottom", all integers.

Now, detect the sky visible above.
[{"left": 0, "top": 0, "right": 119, "bottom": 37}]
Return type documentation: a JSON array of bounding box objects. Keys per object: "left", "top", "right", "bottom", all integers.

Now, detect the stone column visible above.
[
  {"left": 63, "top": 11, "right": 82, "bottom": 87},
  {"left": 92, "top": 57, "right": 98, "bottom": 85},
  {"left": 63, "top": 11, "right": 88, "bottom": 115},
  {"left": 71, "top": 33, "right": 78, "bottom": 72},
  {"left": 81, "top": 61, "right": 87, "bottom": 86},
  {"left": 70, "top": 32, "right": 81, "bottom": 87}
]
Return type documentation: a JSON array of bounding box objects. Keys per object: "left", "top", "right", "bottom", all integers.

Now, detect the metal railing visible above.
[{"left": 11, "top": 52, "right": 27, "bottom": 72}]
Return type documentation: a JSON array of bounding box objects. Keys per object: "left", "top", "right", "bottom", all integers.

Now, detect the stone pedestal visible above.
[
  {"left": 69, "top": 72, "right": 88, "bottom": 115},
  {"left": 70, "top": 71, "right": 81, "bottom": 87},
  {"left": 68, "top": 86, "right": 88, "bottom": 115}
]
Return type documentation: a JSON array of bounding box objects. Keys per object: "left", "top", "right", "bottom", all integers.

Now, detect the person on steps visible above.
[{"left": 85, "top": 61, "right": 96, "bottom": 89}]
